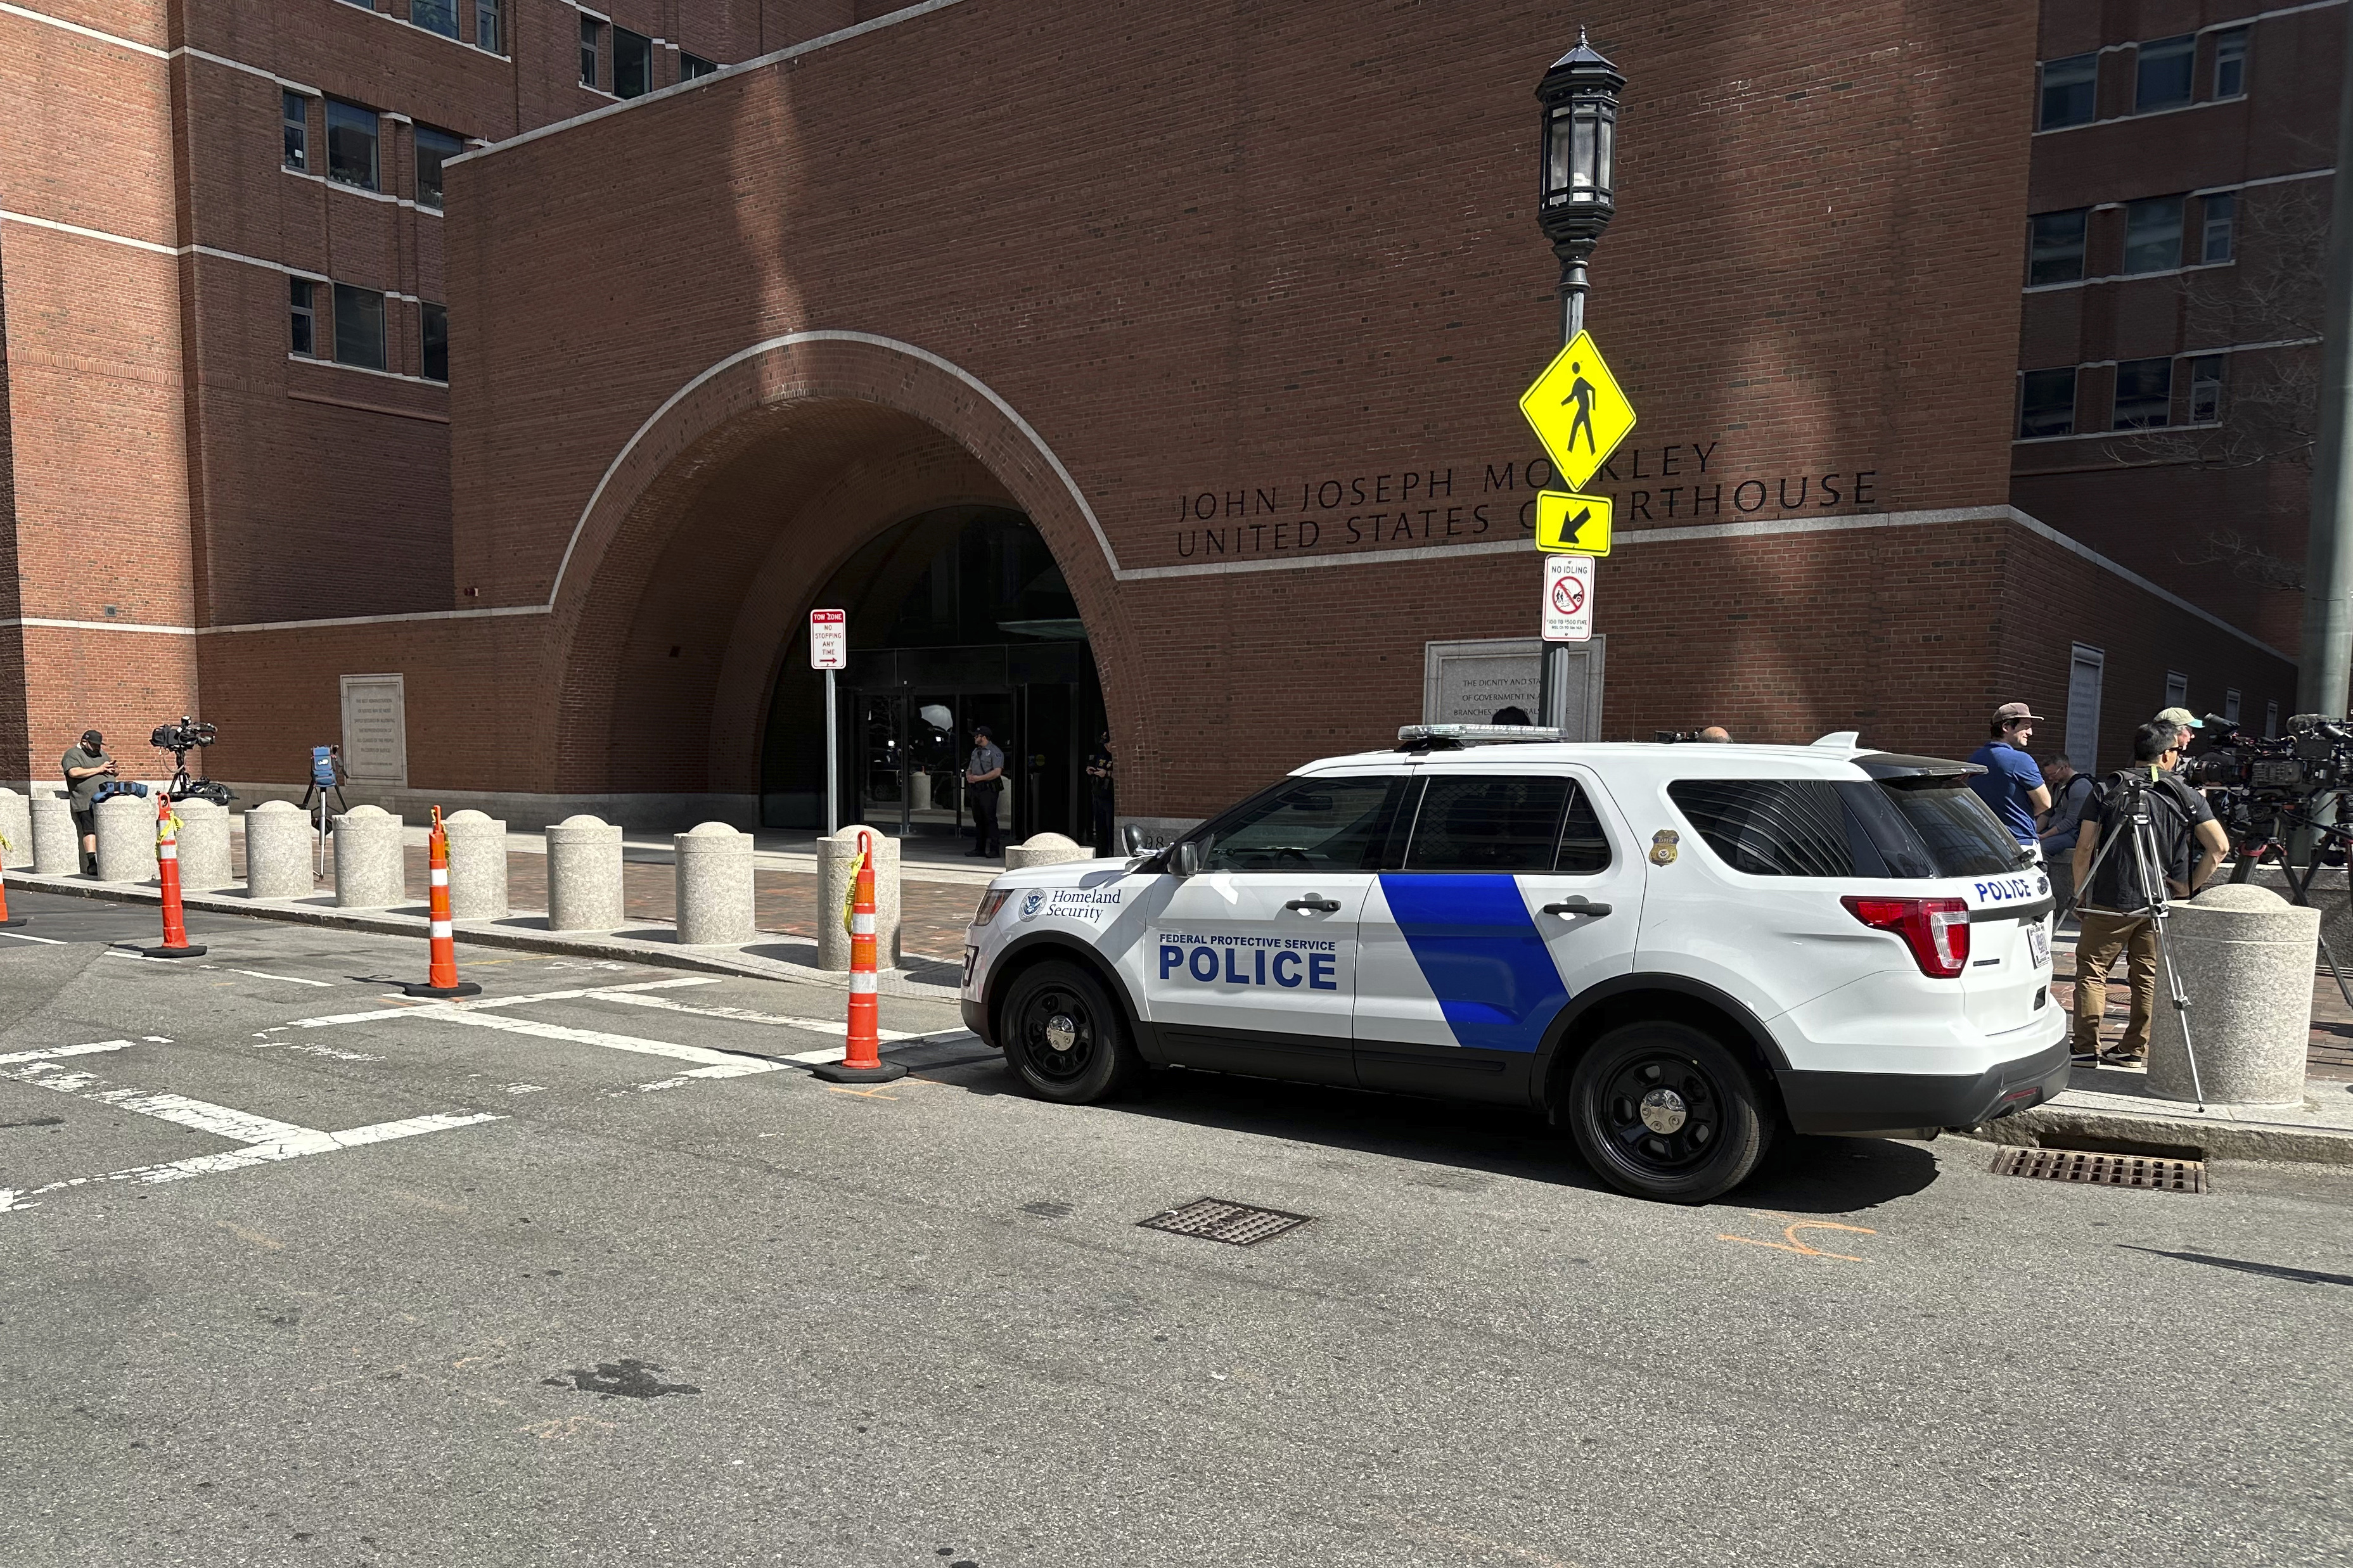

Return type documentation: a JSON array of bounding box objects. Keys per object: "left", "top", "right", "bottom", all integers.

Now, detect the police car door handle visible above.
[
  {"left": 1542, "top": 898, "right": 1613, "bottom": 917},
  {"left": 1285, "top": 895, "right": 1342, "bottom": 913}
]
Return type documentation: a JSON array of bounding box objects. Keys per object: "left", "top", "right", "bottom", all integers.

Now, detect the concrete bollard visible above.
[
  {"left": 674, "top": 822, "right": 755, "bottom": 946},
  {"left": 30, "top": 789, "right": 79, "bottom": 876},
  {"left": 2149, "top": 883, "right": 2319, "bottom": 1107},
  {"left": 243, "top": 801, "right": 315, "bottom": 899},
  {"left": 94, "top": 793, "right": 157, "bottom": 883},
  {"left": 2247, "top": 865, "right": 2352, "bottom": 972},
  {"left": 1004, "top": 831, "right": 1091, "bottom": 871},
  {"left": 443, "top": 808, "right": 510, "bottom": 921},
  {"left": 817, "top": 824, "right": 901, "bottom": 970},
  {"left": 0, "top": 788, "right": 30, "bottom": 870},
  {"left": 174, "top": 798, "right": 233, "bottom": 892},
  {"left": 546, "top": 813, "right": 624, "bottom": 932},
  {"left": 332, "top": 804, "right": 407, "bottom": 908}
]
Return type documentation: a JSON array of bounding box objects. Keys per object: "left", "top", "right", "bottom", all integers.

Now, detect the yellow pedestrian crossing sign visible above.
[
  {"left": 1534, "top": 492, "right": 1612, "bottom": 556},
  {"left": 1518, "top": 330, "right": 1636, "bottom": 492}
]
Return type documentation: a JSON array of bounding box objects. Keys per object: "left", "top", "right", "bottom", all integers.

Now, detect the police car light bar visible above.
[{"left": 1395, "top": 725, "right": 1565, "bottom": 750}]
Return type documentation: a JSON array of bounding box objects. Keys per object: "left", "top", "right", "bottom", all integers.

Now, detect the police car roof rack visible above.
[{"left": 1395, "top": 724, "right": 1565, "bottom": 753}]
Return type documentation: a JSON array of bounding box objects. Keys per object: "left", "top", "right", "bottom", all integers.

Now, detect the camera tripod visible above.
[
  {"left": 2226, "top": 792, "right": 2353, "bottom": 1008},
  {"left": 2076, "top": 771, "right": 2207, "bottom": 1111},
  {"left": 158, "top": 745, "right": 234, "bottom": 806}
]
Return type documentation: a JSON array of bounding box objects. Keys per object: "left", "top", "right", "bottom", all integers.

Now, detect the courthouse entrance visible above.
[{"left": 760, "top": 506, "right": 1106, "bottom": 842}]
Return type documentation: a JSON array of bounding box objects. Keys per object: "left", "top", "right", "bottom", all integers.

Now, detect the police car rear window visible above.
[{"left": 1667, "top": 778, "right": 2020, "bottom": 879}]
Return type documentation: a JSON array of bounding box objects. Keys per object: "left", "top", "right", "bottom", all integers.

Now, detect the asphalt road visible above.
[{"left": 1, "top": 889, "right": 2348, "bottom": 1567}]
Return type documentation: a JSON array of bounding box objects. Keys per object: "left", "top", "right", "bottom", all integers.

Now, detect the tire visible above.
[
  {"left": 999, "top": 960, "right": 1143, "bottom": 1104},
  {"left": 1565, "top": 1021, "right": 1773, "bottom": 1204}
]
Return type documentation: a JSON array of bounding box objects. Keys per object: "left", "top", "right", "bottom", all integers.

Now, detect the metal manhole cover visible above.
[
  {"left": 1990, "top": 1147, "right": 2206, "bottom": 1192},
  {"left": 1137, "top": 1197, "right": 1312, "bottom": 1247}
]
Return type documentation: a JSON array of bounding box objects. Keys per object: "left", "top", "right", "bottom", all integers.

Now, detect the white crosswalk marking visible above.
[
  {"left": 0, "top": 1113, "right": 502, "bottom": 1212},
  {"left": 272, "top": 976, "right": 720, "bottom": 1032},
  {"left": 586, "top": 987, "right": 924, "bottom": 1041},
  {"left": 422, "top": 1010, "right": 785, "bottom": 1077}
]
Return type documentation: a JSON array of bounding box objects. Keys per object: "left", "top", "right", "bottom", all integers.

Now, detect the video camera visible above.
[
  {"left": 2179, "top": 712, "right": 2353, "bottom": 841},
  {"left": 150, "top": 717, "right": 217, "bottom": 755},
  {"left": 1653, "top": 730, "right": 1706, "bottom": 744}
]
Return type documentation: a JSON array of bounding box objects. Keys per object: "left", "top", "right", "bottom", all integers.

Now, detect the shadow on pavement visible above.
[{"left": 2119, "top": 1244, "right": 2353, "bottom": 1287}]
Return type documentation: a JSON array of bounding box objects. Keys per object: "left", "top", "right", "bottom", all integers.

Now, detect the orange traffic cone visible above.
[
  {"left": 812, "top": 829, "right": 904, "bottom": 1084},
  {"left": 402, "top": 807, "right": 480, "bottom": 999},
  {"left": 144, "top": 794, "right": 205, "bottom": 958},
  {"left": 0, "top": 868, "right": 24, "bottom": 928}
]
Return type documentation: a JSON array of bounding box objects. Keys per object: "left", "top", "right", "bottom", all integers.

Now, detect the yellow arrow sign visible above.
[
  {"left": 1534, "top": 491, "right": 1612, "bottom": 556},
  {"left": 1517, "top": 330, "right": 1636, "bottom": 492}
]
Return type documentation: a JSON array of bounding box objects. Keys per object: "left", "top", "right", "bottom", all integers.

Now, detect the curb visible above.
[
  {"left": 2, "top": 871, "right": 963, "bottom": 1000},
  {"left": 1954, "top": 1100, "right": 2353, "bottom": 1166}
]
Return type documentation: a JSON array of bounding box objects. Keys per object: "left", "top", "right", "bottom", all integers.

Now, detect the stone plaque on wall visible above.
[
  {"left": 1421, "top": 637, "right": 1606, "bottom": 740},
  {"left": 340, "top": 673, "right": 408, "bottom": 786}
]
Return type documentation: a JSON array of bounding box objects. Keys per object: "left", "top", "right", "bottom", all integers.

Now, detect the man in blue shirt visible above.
[{"left": 1968, "top": 702, "right": 2051, "bottom": 853}]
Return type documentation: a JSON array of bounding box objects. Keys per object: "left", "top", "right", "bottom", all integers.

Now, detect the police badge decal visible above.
[{"left": 1649, "top": 829, "right": 1679, "bottom": 866}]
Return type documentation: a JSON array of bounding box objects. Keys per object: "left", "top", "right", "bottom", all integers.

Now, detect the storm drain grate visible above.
[
  {"left": 1990, "top": 1147, "right": 2207, "bottom": 1192},
  {"left": 1137, "top": 1197, "right": 1313, "bottom": 1247}
]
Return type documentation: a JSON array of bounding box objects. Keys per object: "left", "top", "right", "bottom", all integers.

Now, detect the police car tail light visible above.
[
  {"left": 1840, "top": 895, "right": 1971, "bottom": 978},
  {"left": 973, "top": 888, "right": 1013, "bottom": 926}
]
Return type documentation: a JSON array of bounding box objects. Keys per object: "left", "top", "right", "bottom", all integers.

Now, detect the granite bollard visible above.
[
  {"left": 174, "top": 798, "right": 234, "bottom": 892},
  {"left": 30, "top": 789, "right": 78, "bottom": 876},
  {"left": 1004, "top": 831, "right": 1091, "bottom": 871},
  {"left": 2248, "top": 865, "right": 2352, "bottom": 973},
  {"left": 243, "top": 801, "right": 314, "bottom": 899},
  {"left": 94, "top": 794, "right": 157, "bottom": 883},
  {"left": 2148, "top": 883, "right": 2319, "bottom": 1106},
  {"left": 546, "top": 813, "right": 624, "bottom": 932},
  {"left": 332, "top": 804, "right": 407, "bottom": 908},
  {"left": 0, "top": 788, "right": 31, "bottom": 870},
  {"left": 674, "top": 822, "right": 755, "bottom": 945},
  {"left": 443, "top": 808, "right": 509, "bottom": 920},
  {"left": 818, "top": 824, "right": 901, "bottom": 970}
]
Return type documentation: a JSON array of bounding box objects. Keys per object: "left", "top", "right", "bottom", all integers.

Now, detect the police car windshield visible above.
[{"left": 1194, "top": 775, "right": 1401, "bottom": 874}]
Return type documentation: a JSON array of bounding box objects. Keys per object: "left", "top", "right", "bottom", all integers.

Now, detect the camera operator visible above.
[
  {"left": 60, "top": 728, "right": 117, "bottom": 875},
  {"left": 2069, "top": 720, "right": 2230, "bottom": 1067}
]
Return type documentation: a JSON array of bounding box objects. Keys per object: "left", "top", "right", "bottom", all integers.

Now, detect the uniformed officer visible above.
[
  {"left": 965, "top": 725, "right": 1006, "bottom": 857},
  {"left": 1084, "top": 732, "right": 1115, "bottom": 855}
]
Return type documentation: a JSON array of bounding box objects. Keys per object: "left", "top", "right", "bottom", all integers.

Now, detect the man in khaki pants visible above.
[{"left": 2070, "top": 721, "right": 2229, "bottom": 1065}]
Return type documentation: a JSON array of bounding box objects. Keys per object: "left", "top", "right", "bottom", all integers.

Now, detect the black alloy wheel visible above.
[
  {"left": 1001, "top": 961, "right": 1141, "bottom": 1104},
  {"left": 1567, "top": 1021, "right": 1771, "bottom": 1203}
]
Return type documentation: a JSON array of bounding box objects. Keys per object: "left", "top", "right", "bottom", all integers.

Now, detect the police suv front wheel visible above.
[
  {"left": 1566, "top": 1022, "right": 1772, "bottom": 1204},
  {"left": 1001, "top": 961, "right": 1143, "bottom": 1104}
]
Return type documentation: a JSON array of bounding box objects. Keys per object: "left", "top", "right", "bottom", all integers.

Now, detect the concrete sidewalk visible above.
[{"left": 1956, "top": 1061, "right": 2353, "bottom": 1164}]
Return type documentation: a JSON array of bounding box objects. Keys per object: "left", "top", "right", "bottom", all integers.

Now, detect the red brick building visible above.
[{"left": 0, "top": 1, "right": 2317, "bottom": 838}]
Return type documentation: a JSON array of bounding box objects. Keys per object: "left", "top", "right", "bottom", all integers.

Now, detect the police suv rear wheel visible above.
[
  {"left": 1001, "top": 961, "right": 1142, "bottom": 1104},
  {"left": 1567, "top": 1022, "right": 1771, "bottom": 1204}
]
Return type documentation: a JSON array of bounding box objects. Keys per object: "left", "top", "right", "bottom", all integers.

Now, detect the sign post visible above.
[
  {"left": 809, "top": 608, "right": 847, "bottom": 836},
  {"left": 1517, "top": 327, "right": 1634, "bottom": 727}
]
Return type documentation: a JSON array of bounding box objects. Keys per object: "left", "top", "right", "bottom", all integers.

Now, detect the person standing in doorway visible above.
[
  {"left": 1968, "top": 703, "right": 2052, "bottom": 857},
  {"left": 1085, "top": 731, "right": 1115, "bottom": 857},
  {"left": 2037, "top": 753, "right": 2094, "bottom": 921},
  {"left": 965, "top": 725, "right": 1006, "bottom": 858},
  {"left": 60, "top": 728, "right": 116, "bottom": 875}
]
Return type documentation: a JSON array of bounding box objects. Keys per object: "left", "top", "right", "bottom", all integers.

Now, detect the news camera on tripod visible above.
[{"left": 2070, "top": 720, "right": 2230, "bottom": 1071}]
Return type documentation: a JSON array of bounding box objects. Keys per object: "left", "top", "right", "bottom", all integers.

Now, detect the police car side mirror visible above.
[
  {"left": 1122, "top": 824, "right": 1145, "bottom": 856},
  {"left": 1169, "top": 839, "right": 1202, "bottom": 878}
]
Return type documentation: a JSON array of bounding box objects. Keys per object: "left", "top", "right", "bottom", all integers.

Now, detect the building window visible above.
[
  {"left": 2039, "top": 53, "right": 2098, "bottom": 130},
  {"left": 2212, "top": 26, "right": 2249, "bottom": 99},
  {"left": 2201, "top": 190, "right": 2236, "bottom": 263},
  {"left": 411, "top": 0, "right": 458, "bottom": 39},
  {"left": 2135, "top": 35, "right": 2195, "bottom": 112},
  {"left": 2224, "top": 689, "right": 2242, "bottom": 725},
  {"left": 2266, "top": 699, "right": 2280, "bottom": 738},
  {"left": 281, "top": 91, "right": 309, "bottom": 171},
  {"left": 326, "top": 100, "right": 379, "bottom": 191},
  {"left": 2112, "top": 358, "right": 2172, "bottom": 429},
  {"left": 2122, "top": 195, "right": 2184, "bottom": 274},
  {"left": 2027, "top": 209, "right": 2087, "bottom": 286},
  {"left": 415, "top": 125, "right": 461, "bottom": 211},
  {"left": 331, "top": 283, "right": 387, "bottom": 371},
  {"left": 680, "top": 52, "right": 717, "bottom": 81},
  {"left": 290, "top": 277, "right": 317, "bottom": 357},
  {"left": 421, "top": 303, "right": 449, "bottom": 383},
  {"left": 2165, "top": 672, "right": 2189, "bottom": 711},
  {"left": 613, "top": 27, "right": 652, "bottom": 98},
  {"left": 579, "top": 16, "right": 602, "bottom": 89},
  {"left": 2188, "top": 355, "right": 2224, "bottom": 423},
  {"left": 2018, "top": 367, "right": 2077, "bottom": 438},
  {"left": 475, "top": 0, "right": 502, "bottom": 54}
]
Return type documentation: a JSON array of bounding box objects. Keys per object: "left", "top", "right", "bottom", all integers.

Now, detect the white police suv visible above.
[{"left": 959, "top": 729, "right": 2065, "bottom": 1202}]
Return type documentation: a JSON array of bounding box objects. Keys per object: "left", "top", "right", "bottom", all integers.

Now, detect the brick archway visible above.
[{"left": 544, "top": 333, "right": 1133, "bottom": 796}]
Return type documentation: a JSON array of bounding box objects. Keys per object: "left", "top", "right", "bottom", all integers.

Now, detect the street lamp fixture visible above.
[{"left": 1535, "top": 28, "right": 1624, "bottom": 340}]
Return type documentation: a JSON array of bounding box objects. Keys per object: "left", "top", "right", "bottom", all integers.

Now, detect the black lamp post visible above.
[
  {"left": 1534, "top": 28, "right": 1623, "bottom": 732},
  {"left": 1535, "top": 29, "right": 1624, "bottom": 345}
]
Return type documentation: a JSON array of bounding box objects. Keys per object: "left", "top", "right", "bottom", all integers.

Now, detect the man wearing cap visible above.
[
  {"left": 2153, "top": 705, "right": 2202, "bottom": 760},
  {"left": 1968, "top": 703, "right": 2052, "bottom": 854},
  {"left": 60, "top": 728, "right": 117, "bottom": 875},
  {"left": 964, "top": 724, "right": 1006, "bottom": 859}
]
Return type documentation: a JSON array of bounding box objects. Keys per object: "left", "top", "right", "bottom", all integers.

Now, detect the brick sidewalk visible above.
[
  {"left": 2055, "top": 936, "right": 2353, "bottom": 1081},
  {"left": 230, "top": 842, "right": 982, "bottom": 961}
]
